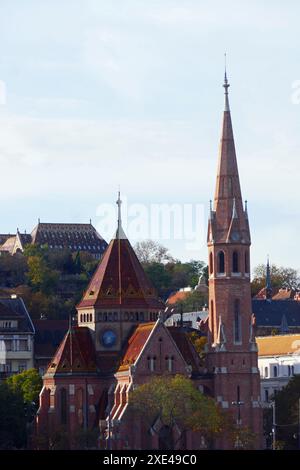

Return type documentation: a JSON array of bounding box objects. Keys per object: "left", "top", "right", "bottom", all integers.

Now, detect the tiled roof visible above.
[
  {"left": 0, "top": 297, "right": 34, "bottom": 333},
  {"left": 167, "top": 290, "right": 191, "bottom": 305},
  {"left": 33, "top": 319, "right": 69, "bottom": 358},
  {"left": 167, "top": 326, "right": 201, "bottom": 373},
  {"left": 0, "top": 236, "right": 16, "bottom": 252},
  {"left": 31, "top": 222, "right": 107, "bottom": 255},
  {"left": 46, "top": 326, "right": 97, "bottom": 375},
  {"left": 272, "top": 289, "right": 296, "bottom": 300},
  {"left": 118, "top": 322, "right": 155, "bottom": 371},
  {"left": 257, "top": 334, "right": 300, "bottom": 356},
  {"left": 252, "top": 299, "right": 300, "bottom": 327},
  {"left": 77, "top": 237, "right": 164, "bottom": 310},
  {"left": 0, "top": 234, "right": 11, "bottom": 245}
]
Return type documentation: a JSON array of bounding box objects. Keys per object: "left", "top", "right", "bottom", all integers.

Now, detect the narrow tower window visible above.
[
  {"left": 245, "top": 251, "right": 249, "bottom": 273},
  {"left": 209, "top": 252, "right": 213, "bottom": 274},
  {"left": 232, "top": 251, "right": 239, "bottom": 273},
  {"left": 217, "top": 251, "right": 225, "bottom": 274},
  {"left": 234, "top": 299, "right": 241, "bottom": 343},
  {"left": 210, "top": 300, "right": 214, "bottom": 342}
]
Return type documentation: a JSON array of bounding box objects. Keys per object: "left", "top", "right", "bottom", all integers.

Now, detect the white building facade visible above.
[
  {"left": 257, "top": 334, "right": 300, "bottom": 403},
  {"left": 0, "top": 296, "right": 35, "bottom": 378}
]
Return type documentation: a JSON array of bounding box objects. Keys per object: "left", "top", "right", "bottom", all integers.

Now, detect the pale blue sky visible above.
[{"left": 0, "top": 1, "right": 300, "bottom": 271}]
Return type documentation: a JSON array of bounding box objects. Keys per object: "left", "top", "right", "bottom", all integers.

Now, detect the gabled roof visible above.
[
  {"left": 0, "top": 297, "right": 34, "bottom": 333},
  {"left": 77, "top": 237, "right": 164, "bottom": 310},
  {"left": 252, "top": 299, "right": 300, "bottom": 327},
  {"left": 118, "top": 322, "right": 155, "bottom": 371},
  {"left": 167, "top": 326, "right": 202, "bottom": 373},
  {"left": 45, "top": 326, "right": 97, "bottom": 376},
  {"left": 257, "top": 334, "right": 300, "bottom": 357}
]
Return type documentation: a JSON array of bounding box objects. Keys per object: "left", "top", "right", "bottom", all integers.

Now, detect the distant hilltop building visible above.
[{"left": 0, "top": 221, "right": 107, "bottom": 259}]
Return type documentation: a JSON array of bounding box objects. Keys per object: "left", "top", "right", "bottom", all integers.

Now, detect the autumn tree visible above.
[
  {"left": 128, "top": 374, "right": 223, "bottom": 449},
  {"left": 251, "top": 263, "right": 300, "bottom": 296}
]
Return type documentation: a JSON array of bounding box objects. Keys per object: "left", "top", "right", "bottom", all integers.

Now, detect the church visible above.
[{"left": 36, "top": 73, "right": 263, "bottom": 449}]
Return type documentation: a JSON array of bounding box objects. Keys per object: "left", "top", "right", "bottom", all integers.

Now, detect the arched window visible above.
[
  {"left": 209, "top": 252, "right": 213, "bottom": 274},
  {"left": 232, "top": 251, "right": 239, "bottom": 273},
  {"left": 273, "top": 366, "right": 278, "bottom": 378},
  {"left": 60, "top": 388, "right": 67, "bottom": 425},
  {"left": 165, "top": 356, "right": 174, "bottom": 372},
  {"left": 265, "top": 367, "right": 269, "bottom": 378},
  {"left": 210, "top": 300, "right": 215, "bottom": 342},
  {"left": 245, "top": 251, "right": 249, "bottom": 273},
  {"left": 234, "top": 299, "right": 241, "bottom": 343},
  {"left": 288, "top": 365, "right": 291, "bottom": 376},
  {"left": 217, "top": 251, "right": 225, "bottom": 274}
]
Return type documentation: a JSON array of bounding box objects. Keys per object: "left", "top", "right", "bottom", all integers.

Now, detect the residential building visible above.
[{"left": 0, "top": 295, "right": 35, "bottom": 378}]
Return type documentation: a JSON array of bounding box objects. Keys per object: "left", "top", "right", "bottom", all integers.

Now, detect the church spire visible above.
[
  {"left": 115, "top": 190, "right": 127, "bottom": 239},
  {"left": 210, "top": 68, "right": 250, "bottom": 244},
  {"left": 266, "top": 256, "right": 272, "bottom": 300}
]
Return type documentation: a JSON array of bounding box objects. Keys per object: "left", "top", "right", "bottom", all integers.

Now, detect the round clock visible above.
[
  {"left": 231, "top": 231, "right": 240, "bottom": 241},
  {"left": 101, "top": 329, "right": 117, "bottom": 348}
]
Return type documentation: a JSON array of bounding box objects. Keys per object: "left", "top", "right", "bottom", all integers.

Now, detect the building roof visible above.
[
  {"left": 167, "top": 326, "right": 201, "bottom": 373},
  {"left": 252, "top": 299, "right": 300, "bottom": 328},
  {"left": 45, "top": 326, "right": 97, "bottom": 376},
  {"left": 77, "top": 234, "right": 164, "bottom": 311},
  {"left": 272, "top": 289, "right": 296, "bottom": 301},
  {"left": 0, "top": 234, "right": 12, "bottom": 245},
  {"left": 0, "top": 236, "right": 17, "bottom": 253},
  {"left": 33, "top": 319, "right": 69, "bottom": 359},
  {"left": 167, "top": 290, "right": 191, "bottom": 305},
  {"left": 118, "top": 322, "right": 155, "bottom": 371},
  {"left": 0, "top": 297, "right": 34, "bottom": 333},
  {"left": 257, "top": 334, "right": 300, "bottom": 357},
  {"left": 31, "top": 222, "right": 107, "bottom": 255}
]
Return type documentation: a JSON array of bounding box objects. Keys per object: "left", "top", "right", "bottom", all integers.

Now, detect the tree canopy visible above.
[
  {"left": 128, "top": 374, "right": 223, "bottom": 448},
  {"left": 251, "top": 263, "right": 300, "bottom": 296}
]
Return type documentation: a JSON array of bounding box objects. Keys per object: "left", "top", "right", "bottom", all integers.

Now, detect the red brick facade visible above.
[{"left": 36, "top": 76, "right": 263, "bottom": 450}]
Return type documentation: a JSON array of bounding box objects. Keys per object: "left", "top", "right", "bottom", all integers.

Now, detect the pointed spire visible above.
[
  {"left": 266, "top": 256, "right": 272, "bottom": 300},
  {"left": 115, "top": 190, "right": 127, "bottom": 239},
  {"left": 223, "top": 53, "right": 230, "bottom": 112},
  {"left": 211, "top": 66, "right": 250, "bottom": 245}
]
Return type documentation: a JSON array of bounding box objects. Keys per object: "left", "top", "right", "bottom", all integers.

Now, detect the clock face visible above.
[
  {"left": 101, "top": 330, "right": 117, "bottom": 348},
  {"left": 231, "top": 231, "right": 240, "bottom": 241}
]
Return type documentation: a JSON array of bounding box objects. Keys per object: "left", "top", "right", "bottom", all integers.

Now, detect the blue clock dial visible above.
[{"left": 101, "top": 330, "right": 117, "bottom": 348}]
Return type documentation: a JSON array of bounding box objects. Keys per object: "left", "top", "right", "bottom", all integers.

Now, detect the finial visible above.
[
  {"left": 266, "top": 255, "right": 272, "bottom": 300},
  {"left": 38, "top": 217, "right": 40, "bottom": 224},
  {"left": 116, "top": 190, "right": 122, "bottom": 230},
  {"left": 223, "top": 53, "right": 230, "bottom": 112},
  {"left": 209, "top": 199, "right": 212, "bottom": 212},
  {"left": 89, "top": 218, "right": 92, "bottom": 225}
]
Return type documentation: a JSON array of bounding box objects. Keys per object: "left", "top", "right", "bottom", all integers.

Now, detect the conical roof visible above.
[
  {"left": 45, "top": 326, "right": 97, "bottom": 376},
  {"left": 77, "top": 194, "right": 164, "bottom": 311}
]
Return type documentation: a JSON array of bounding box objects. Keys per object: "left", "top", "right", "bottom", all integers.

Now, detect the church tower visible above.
[
  {"left": 207, "top": 71, "right": 262, "bottom": 447},
  {"left": 77, "top": 192, "right": 164, "bottom": 371}
]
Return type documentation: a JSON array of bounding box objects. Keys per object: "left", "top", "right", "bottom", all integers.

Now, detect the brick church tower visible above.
[{"left": 207, "top": 71, "right": 262, "bottom": 447}]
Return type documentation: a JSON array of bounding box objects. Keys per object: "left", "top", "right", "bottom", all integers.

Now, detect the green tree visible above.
[
  {"left": 6, "top": 368, "right": 42, "bottom": 405},
  {"left": 129, "top": 375, "right": 223, "bottom": 449},
  {"left": 0, "top": 382, "right": 27, "bottom": 448},
  {"left": 251, "top": 263, "right": 300, "bottom": 296},
  {"left": 263, "top": 375, "right": 300, "bottom": 449}
]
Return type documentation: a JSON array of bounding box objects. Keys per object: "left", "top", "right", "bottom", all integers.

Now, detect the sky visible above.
[{"left": 0, "top": 0, "right": 300, "bottom": 271}]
